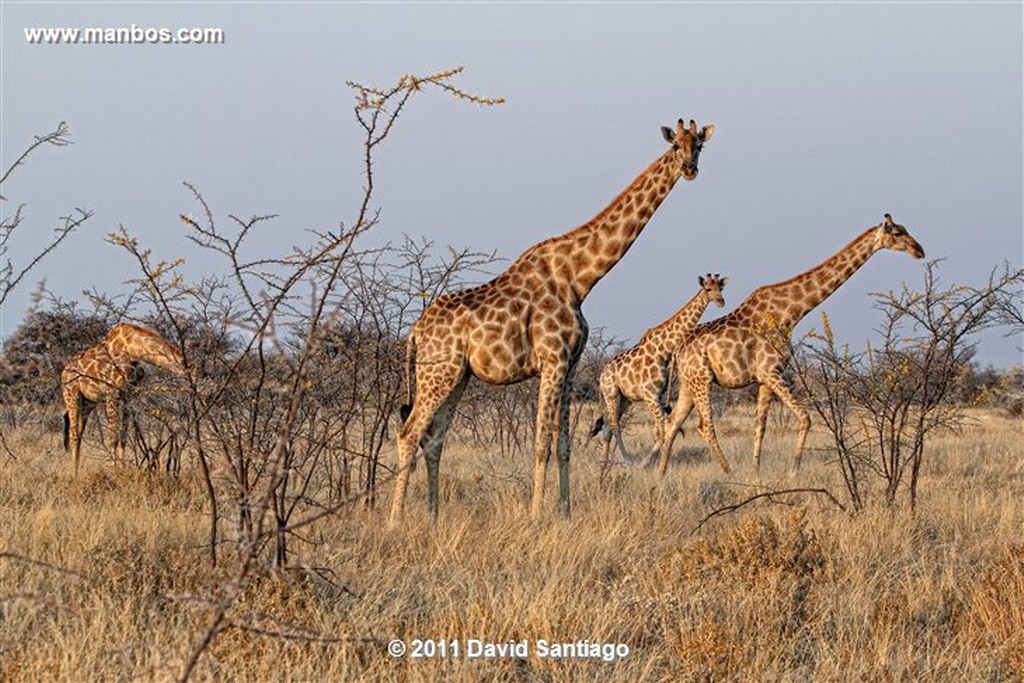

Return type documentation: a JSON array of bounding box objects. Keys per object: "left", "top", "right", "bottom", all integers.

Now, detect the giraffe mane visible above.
[
  {"left": 738, "top": 228, "right": 875, "bottom": 307},
  {"left": 508, "top": 150, "right": 675, "bottom": 269}
]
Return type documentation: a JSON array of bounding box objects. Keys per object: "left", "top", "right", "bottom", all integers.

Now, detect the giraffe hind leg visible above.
[
  {"left": 389, "top": 361, "right": 467, "bottom": 527},
  {"left": 69, "top": 398, "right": 94, "bottom": 476}
]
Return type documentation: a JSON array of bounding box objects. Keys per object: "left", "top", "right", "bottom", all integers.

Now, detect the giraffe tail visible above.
[
  {"left": 62, "top": 412, "right": 70, "bottom": 452},
  {"left": 587, "top": 416, "right": 605, "bottom": 442},
  {"left": 399, "top": 331, "right": 416, "bottom": 424}
]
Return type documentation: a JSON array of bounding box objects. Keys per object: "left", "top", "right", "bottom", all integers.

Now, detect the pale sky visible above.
[{"left": 2, "top": 2, "right": 1022, "bottom": 366}]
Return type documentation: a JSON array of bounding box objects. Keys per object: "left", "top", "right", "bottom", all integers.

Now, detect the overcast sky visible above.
[{"left": 2, "top": 2, "right": 1021, "bottom": 366}]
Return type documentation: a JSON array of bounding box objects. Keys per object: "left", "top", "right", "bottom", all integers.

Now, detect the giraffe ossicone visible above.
[
  {"left": 389, "top": 117, "right": 714, "bottom": 525},
  {"left": 657, "top": 214, "right": 925, "bottom": 476}
]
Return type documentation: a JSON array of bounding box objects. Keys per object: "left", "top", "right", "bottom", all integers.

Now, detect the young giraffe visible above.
[
  {"left": 588, "top": 273, "right": 728, "bottom": 465},
  {"left": 390, "top": 118, "right": 715, "bottom": 524},
  {"left": 656, "top": 214, "right": 925, "bottom": 476},
  {"left": 61, "top": 322, "right": 186, "bottom": 474}
]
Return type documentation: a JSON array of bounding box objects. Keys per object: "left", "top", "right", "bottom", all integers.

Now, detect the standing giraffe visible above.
[
  {"left": 588, "top": 273, "right": 728, "bottom": 465},
  {"left": 390, "top": 118, "right": 715, "bottom": 524},
  {"left": 61, "top": 322, "right": 186, "bottom": 474},
  {"left": 657, "top": 214, "right": 925, "bottom": 476}
]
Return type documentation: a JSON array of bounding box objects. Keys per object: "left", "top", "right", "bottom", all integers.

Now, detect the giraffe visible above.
[
  {"left": 61, "top": 322, "right": 186, "bottom": 474},
  {"left": 588, "top": 273, "right": 727, "bottom": 465},
  {"left": 657, "top": 214, "right": 925, "bottom": 476},
  {"left": 390, "top": 118, "right": 715, "bottom": 524}
]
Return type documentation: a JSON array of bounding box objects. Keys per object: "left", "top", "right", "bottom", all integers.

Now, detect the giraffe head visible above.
[
  {"left": 698, "top": 273, "right": 728, "bottom": 308},
  {"left": 874, "top": 214, "right": 925, "bottom": 259},
  {"left": 661, "top": 118, "right": 715, "bottom": 180}
]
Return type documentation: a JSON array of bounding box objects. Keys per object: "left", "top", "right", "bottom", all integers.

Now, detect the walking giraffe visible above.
[
  {"left": 390, "top": 118, "right": 715, "bottom": 524},
  {"left": 657, "top": 214, "right": 924, "bottom": 476},
  {"left": 61, "top": 322, "right": 186, "bottom": 474},
  {"left": 588, "top": 273, "right": 727, "bottom": 465}
]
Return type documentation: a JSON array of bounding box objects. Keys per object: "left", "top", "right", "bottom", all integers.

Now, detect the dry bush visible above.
[
  {"left": 792, "top": 261, "right": 1024, "bottom": 510},
  {"left": 1, "top": 410, "right": 1022, "bottom": 681}
]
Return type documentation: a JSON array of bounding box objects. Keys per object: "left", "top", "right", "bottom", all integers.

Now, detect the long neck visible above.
[
  {"left": 641, "top": 289, "right": 711, "bottom": 350},
  {"left": 106, "top": 326, "right": 184, "bottom": 374},
  {"left": 740, "top": 228, "right": 879, "bottom": 329},
  {"left": 514, "top": 152, "right": 680, "bottom": 300}
]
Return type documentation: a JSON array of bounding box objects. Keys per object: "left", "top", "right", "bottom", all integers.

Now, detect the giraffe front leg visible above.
[
  {"left": 555, "top": 373, "right": 576, "bottom": 519},
  {"left": 753, "top": 384, "right": 774, "bottom": 472},
  {"left": 106, "top": 400, "right": 125, "bottom": 466},
  {"left": 761, "top": 370, "right": 810, "bottom": 472},
  {"left": 531, "top": 365, "right": 565, "bottom": 519},
  {"left": 423, "top": 378, "right": 467, "bottom": 519}
]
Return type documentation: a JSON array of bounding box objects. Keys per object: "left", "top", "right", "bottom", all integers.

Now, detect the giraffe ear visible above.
[
  {"left": 661, "top": 126, "right": 675, "bottom": 144},
  {"left": 883, "top": 213, "right": 894, "bottom": 233},
  {"left": 720, "top": 276, "right": 728, "bottom": 287},
  {"left": 699, "top": 275, "right": 706, "bottom": 286},
  {"left": 700, "top": 125, "right": 715, "bottom": 142}
]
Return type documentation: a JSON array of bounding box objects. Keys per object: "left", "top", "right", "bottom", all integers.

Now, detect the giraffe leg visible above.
[
  {"left": 423, "top": 377, "right": 468, "bottom": 518},
  {"left": 555, "top": 359, "right": 581, "bottom": 519},
  {"left": 106, "top": 399, "right": 125, "bottom": 466},
  {"left": 531, "top": 363, "right": 568, "bottom": 519},
  {"left": 689, "top": 373, "right": 732, "bottom": 475},
  {"left": 642, "top": 396, "right": 667, "bottom": 466},
  {"left": 752, "top": 384, "right": 774, "bottom": 472},
  {"left": 75, "top": 401, "right": 95, "bottom": 475},
  {"left": 657, "top": 392, "right": 694, "bottom": 475},
  {"left": 63, "top": 387, "right": 86, "bottom": 476},
  {"left": 597, "top": 388, "right": 617, "bottom": 466},
  {"left": 760, "top": 370, "right": 810, "bottom": 472},
  {"left": 388, "top": 361, "right": 467, "bottom": 527},
  {"left": 603, "top": 393, "right": 631, "bottom": 464}
]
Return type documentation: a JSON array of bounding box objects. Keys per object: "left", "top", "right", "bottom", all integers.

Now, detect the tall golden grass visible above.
[{"left": 1, "top": 407, "right": 1021, "bottom": 681}]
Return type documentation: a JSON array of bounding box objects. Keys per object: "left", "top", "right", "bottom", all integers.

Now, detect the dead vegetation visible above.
[{"left": 0, "top": 407, "right": 1021, "bottom": 681}]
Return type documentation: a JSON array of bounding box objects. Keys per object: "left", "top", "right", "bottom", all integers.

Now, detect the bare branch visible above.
[{"left": 691, "top": 487, "right": 847, "bottom": 534}]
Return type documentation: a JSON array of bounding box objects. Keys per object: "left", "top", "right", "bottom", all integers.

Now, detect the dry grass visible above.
[{"left": 1, "top": 407, "right": 1022, "bottom": 681}]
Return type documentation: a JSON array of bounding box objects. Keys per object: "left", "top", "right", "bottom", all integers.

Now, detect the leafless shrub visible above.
[
  {"left": 97, "top": 68, "right": 503, "bottom": 681},
  {"left": 0, "top": 122, "right": 93, "bottom": 308},
  {"left": 791, "top": 261, "right": 1024, "bottom": 511}
]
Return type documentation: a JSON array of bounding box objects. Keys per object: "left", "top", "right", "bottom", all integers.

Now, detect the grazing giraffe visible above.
[
  {"left": 588, "top": 273, "right": 728, "bottom": 465},
  {"left": 61, "top": 322, "right": 186, "bottom": 474},
  {"left": 390, "top": 118, "right": 715, "bottom": 524},
  {"left": 657, "top": 214, "right": 925, "bottom": 476}
]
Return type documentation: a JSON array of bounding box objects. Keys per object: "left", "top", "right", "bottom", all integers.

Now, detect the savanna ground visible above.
[{"left": 1, "top": 403, "right": 1021, "bottom": 682}]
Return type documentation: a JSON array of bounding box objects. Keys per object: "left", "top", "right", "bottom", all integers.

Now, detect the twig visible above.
[
  {"left": 0, "top": 550, "right": 91, "bottom": 581},
  {"left": 690, "top": 487, "right": 847, "bottom": 534}
]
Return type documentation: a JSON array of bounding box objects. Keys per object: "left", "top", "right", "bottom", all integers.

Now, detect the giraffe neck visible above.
[
  {"left": 514, "top": 152, "right": 680, "bottom": 300},
  {"left": 105, "top": 324, "right": 184, "bottom": 374},
  {"left": 641, "top": 289, "right": 711, "bottom": 352},
  {"left": 740, "top": 228, "right": 879, "bottom": 329}
]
